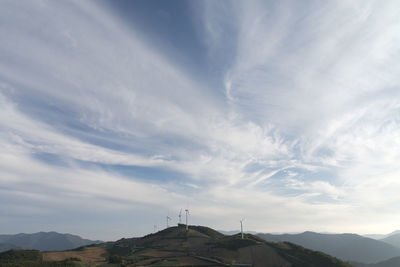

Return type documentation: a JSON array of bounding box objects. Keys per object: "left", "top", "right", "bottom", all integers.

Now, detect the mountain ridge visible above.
[
  {"left": 380, "top": 233, "right": 400, "bottom": 249},
  {"left": 364, "top": 230, "right": 400, "bottom": 240},
  {"left": 0, "top": 225, "right": 354, "bottom": 266},
  {"left": 351, "top": 256, "right": 400, "bottom": 267},
  {"left": 104, "top": 224, "right": 353, "bottom": 266},
  {"left": 257, "top": 231, "right": 400, "bottom": 263},
  {"left": 0, "top": 231, "right": 101, "bottom": 252}
]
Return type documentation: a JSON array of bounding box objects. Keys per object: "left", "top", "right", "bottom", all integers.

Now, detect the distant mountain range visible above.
[
  {"left": 0, "top": 225, "right": 354, "bottom": 266},
  {"left": 4, "top": 229, "right": 400, "bottom": 265},
  {"left": 352, "top": 256, "right": 400, "bottom": 267},
  {"left": 364, "top": 230, "right": 400, "bottom": 241},
  {"left": 361, "top": 231, "right": 400, "bottom": 259},
  {"left": 257, "top": 231, "right": 400, "bottom": 264},
  {"left": 379, "top": 233, "right": 400, "bottom": 249},
  {"left": 0, "top": 232, "right": 101, "bottom": 252},
  {"left": 0, "top": 243, "right": 20, "bottom": 252},
  {"left": 364, "top": 234, "right": 387, "bottom": 240}
]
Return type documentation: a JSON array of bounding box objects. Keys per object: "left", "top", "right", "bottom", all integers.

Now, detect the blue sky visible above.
[{"left": 1, "top": 0, "right": 400, "bottom": 240}]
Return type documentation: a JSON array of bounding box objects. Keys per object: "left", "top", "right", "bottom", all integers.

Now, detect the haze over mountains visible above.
[
  {"left": 218, "top": 230, "right": 259, "bottom": 235},
  {"left": 352, "top": 257, "right": 400, "bottom": 267},
  {"left": 378, "top": 233, "right": 400, "bottom": 249},
  {"left": 257, "top": 231, "right": 400, "bottom": 264},
  {"left": 5, "top": 227, "right": 400, "bottom": 266},
  {"left": 364, "top": 230, "right": 400, "bottom": 240},
  {"left": 3, "top": 229, "right": 400, "bottom": 263},
  {"left": 0, "top": 225, "right": 358, "bottom": 266},
  {"left": 0, "top": 232, "right": 101, "bottom": 252}
]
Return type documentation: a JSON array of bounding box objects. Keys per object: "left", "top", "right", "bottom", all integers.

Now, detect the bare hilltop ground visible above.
[
  {"left": 0, "top": 224, "right": 354, "bottom": 267},
  {"left": 42, "top": 247, "right": 107, "bottom": 265}
]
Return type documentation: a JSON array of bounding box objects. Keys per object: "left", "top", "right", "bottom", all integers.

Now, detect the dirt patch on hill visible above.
[{"left": 42, "top": 247, "right": 107, "bottom": 264}]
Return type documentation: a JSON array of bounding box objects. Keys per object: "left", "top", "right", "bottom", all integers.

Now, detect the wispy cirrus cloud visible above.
[
  {"left": 1, "top": 0, "right": 400, "bottom": 239},
  {"left": 0, "top": 0, "right": 290, "bottom": 238},
  {"left": 196, "top": 0, "right": 400, "bottom": 232}
]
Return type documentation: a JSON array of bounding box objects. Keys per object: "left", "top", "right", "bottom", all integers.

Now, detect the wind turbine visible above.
[
  {"left": 153, "top": 224, "right": 157, "bottom": 233},
  {"left": 240, "top": 219, "right": 245, "bottom": 239},
  {"left": 178, "top": 209, "right": 182, "bottom": 224},
  {"left": 166, "top": 215, "right": 171, "bottom": 228},
  {"left": 185, "top": 209, "right": 190, "bottom": 231}
]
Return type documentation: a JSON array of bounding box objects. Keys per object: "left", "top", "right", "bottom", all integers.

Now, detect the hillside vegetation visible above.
[
  {"left": 0, "top": 249, "right": 79, "bottom": 267},
  {"left": 0, "top": 225, "right": 355, "bottom": 267},
  {"left": 104, "top": 225, "right": 353, "bottom": 266}
]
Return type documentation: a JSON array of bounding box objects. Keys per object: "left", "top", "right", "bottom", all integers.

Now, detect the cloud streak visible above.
[{"left": 1, "top": 0, "right": 400, "bottom": 239}]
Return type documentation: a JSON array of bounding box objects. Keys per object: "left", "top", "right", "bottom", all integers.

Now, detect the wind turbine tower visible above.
[
  {"left": 166, "top": 216, "right": 171, "bottom": 228},
  {"left": 240, "top": 219, "right": 244, "bottom": 239},
  {"left": 179, "top": 209, "right": 182, "bottom": 224},
  {"left": 185, "top": 209, "right": 189, "bottom": 231}
]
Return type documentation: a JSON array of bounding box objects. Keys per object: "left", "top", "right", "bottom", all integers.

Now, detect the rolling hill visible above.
[
  {"left": 0, "top": 232, "right": 101, "bottom": 252},
  {"left": 0, "top": 224, "right": 355, "bottom": 266},
  {"left": 257, "top": 231, "right": 400, "bottom": 263},
  {"left": 89, "top": 224, "right": 354, "bottom": 266}
]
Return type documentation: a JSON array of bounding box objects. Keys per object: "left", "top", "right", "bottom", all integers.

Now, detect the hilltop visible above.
[
  {"left": 107, "top": 224, "right": 353, "bottom": 266},
  {"left": 0, "top": 224, "right": 355, "bottom": 266}
]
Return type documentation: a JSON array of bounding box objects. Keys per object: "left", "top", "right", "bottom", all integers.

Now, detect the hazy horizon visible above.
[
  {"left": 1, "top": 0, "right": 400, "bottom": 241},
  {"left": 0, "top": 227, "right": 398, "bottom": 242}
]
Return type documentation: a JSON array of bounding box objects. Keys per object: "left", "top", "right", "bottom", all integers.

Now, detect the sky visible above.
[{"left": 1, "top": 0, "right": 400, "bottom": 241}]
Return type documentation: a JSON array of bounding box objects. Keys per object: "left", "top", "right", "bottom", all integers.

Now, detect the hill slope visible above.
[
  {"left": 105, "top": 225, "right": 352, "bottom": 267},
  {"left": 380, "top": 233, "right": 400, "bottom": 249},
  {"left": 257, "top": 231, "right": 400, "bottom": 263},
  {"left": 0, "top": 249, "right": 84, "bottom": 267},
  {"left": 0, "top": 232, "right": 101, "bottom": 251},
  {"left": 0, "top": 225, "right": 355, "bottom": 266}
]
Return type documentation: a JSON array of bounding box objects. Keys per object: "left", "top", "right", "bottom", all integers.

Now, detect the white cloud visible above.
[
  {"left": 2, "top": 0, "right": 400, "bottom": 238},
  {"left": 197, "top": 0, "right": 400, "bottom": 234}
]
